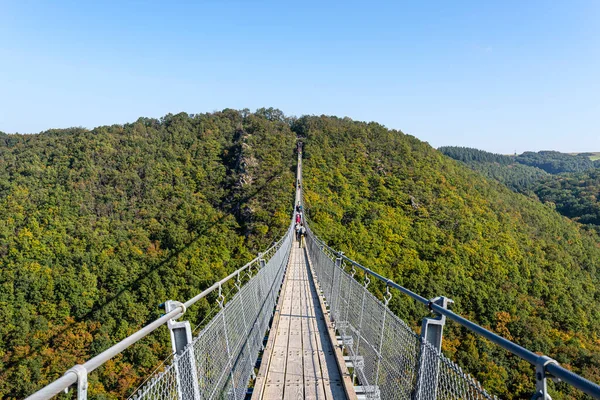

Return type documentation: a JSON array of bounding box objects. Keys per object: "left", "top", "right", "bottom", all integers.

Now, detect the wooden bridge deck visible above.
[{"left": 252, "top": 241, "right": 348, "bottom": 400}]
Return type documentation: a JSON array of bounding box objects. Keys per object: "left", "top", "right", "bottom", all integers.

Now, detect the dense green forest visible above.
[
  {"left": 300, "top": 118, "right": 600, "bottom": 399},
  {"left": 0, "top": 109, "right": 296, "bottom": 398},
  {"left": 438, "top": 146, "right": 514, "bottom": 165},
  {"left": 516, "top": 151, "right": 595, "bottom": 174},
  {"left": 440, "top": 146, "right": 600, "bottom": 233},
  {"left": 3, "top": 111, "right": 600, "bottom": 399},
  {"left": 530, "top": 170, "right": 600, "bottom": 229},
  {"left": 438, "top": 147, "right": 598, "bottom": 175},
  {"left": 439, "top": 147, "right": 596, "bottom": 177},
  {"left": 438, "top": 146, "right": 550, "bottom": 190}
]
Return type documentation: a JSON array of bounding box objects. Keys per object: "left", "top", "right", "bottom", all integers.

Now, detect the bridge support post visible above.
[
  {"left": 259, "top": 254, "right": 266, "bottom": 269},
  {"left": 413, "top": 296, "right": 453, "bottom": 400},
  {"left": 63, "top": 364, "right": 88, "bottom": 400},
  {"left": 165, "top": 300, "right": 200, "bottom": 400},
  {"left": 532, "top": 356, "right": 559, "bottom": 400}
]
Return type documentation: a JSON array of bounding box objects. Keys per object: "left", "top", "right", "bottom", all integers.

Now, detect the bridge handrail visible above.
[
  {"left": 308, "top": 228, "right": 600, "bottom": 399},
  {"left": 25, "top": 222, "right": 294, "bottom": 400}
]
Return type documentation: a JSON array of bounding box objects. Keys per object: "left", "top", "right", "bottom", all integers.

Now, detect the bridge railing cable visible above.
[{"left": 305, "top": 226, "right": 600, "bottom": 399}]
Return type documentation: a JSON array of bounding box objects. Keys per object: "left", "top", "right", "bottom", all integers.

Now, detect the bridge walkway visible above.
[{"left": 252, "top": 239, "right": 348, "bottom": 400}]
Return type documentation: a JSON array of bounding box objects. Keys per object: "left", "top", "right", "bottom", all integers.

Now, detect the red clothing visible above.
[{"left": 296, "top": 214, "right": 301, "bottom": 223}]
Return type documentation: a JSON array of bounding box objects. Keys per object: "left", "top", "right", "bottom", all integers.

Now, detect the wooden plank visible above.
[
  {"left": 303, "top": 247, "right": 357, "bottom": 400},
  {"left": 254, "top": 248, "right": 296, "bottom": 400},
  {"left": 252, "top": 249, "right": 292, "bottom": 400},
  {"left": 301, "top": 269, "right": 324, "bottom": 394},
  {"left": 304, "top": 379, "right": 327, "bottom": 400},
  {"left": 295, "top": 247, "right": 333, "bottom": 400},
  {"left": 283, "top": 383, "right": 304, "bottom": 400},
  {"left": 300, "top": 271, "right": 326, "bottom": 399},
  {"left": 283, "top": 247, "right": 304, "bottom": 399},
  {"left": 260, "top": 242, "right": 354, "bottom": 399}
]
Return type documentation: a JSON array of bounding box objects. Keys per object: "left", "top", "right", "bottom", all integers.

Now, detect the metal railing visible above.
[
  {"left": 26, "top": 223, "right": 294, "bottom": 400},
  {"left": 130, "top": 226, "right": 293, "bottom": 400},
  {"left": 305, "top": 226, "right": 600, "bottom": 400}
]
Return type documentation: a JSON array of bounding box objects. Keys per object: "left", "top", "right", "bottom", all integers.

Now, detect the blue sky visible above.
[{"left": 1, "top": 0, "right": 598, "bottom": 153}]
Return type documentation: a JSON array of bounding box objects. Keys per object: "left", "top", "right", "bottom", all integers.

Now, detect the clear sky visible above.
[{"left": 1, "top": 1, "right": 598, "bottom": 154}]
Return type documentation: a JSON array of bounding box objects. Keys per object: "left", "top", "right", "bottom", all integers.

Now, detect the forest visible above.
[
  {"left": 301, "top": 119, "right": 600, "bottom": 399},
  {"left": 516, "top": 151, "right": 595, "bottom": 174},
  {"left": 532, "top": 170, "right": 600, "bottom": 228},
  {"left": 3, "top": 111, "right": 600, "bottom": 399},
  {"left": 440, "top": 146, "right": 600, "bottom": 234},
  {"left": 0, "top": 109, "right": 296, "bottom": 398},
  {"left": 439, "top": 147, "right": 596, "bottom": 175}
]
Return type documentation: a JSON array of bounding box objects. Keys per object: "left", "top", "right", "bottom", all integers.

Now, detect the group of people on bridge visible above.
[{"left": 295, "top": 202, "right": 306, "bottom": 248}]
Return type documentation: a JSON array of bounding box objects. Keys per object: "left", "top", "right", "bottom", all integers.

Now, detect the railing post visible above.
[
  {"left": 413, "top": 296, "right": 453, "bottom": 400},
  {"left": 165, "top": 300, "right": 200, "bottom": 400},
  {"left": 63, "top": 365, "right": 87, "bottom": 400},
  {"left": 259, "top": 252, "right": 266, "bottom": 269},
  {"left": 532, "top": 356, "right": 559, "bottom": 400}
]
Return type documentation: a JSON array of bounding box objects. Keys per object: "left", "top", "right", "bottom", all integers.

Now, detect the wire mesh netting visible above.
[
  {"left": 131, "top": 228, "right": 293, "bottom": 400},
  {"left": 305, "top": 230, "right": 498, "bottom": 400}
]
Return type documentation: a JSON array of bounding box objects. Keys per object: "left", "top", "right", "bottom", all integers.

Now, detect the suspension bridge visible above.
[{"left": 26, "top": 148, "right": 600, "bottom": 400}]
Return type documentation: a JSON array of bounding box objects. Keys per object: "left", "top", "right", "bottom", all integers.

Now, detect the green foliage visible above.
[
  {"left": 516, "top": 150, "right": 594, "bottom": 174},
  {"left": 468, "top": 162, "right": 549, "bottom": 191},
  {"left": 438, "top": 146, "right": 513, "bottom": 165},
  {"left": 0, "top": 110, "right": 296, "bottom": 398},
  {"left": 298, "top": 116, "right": 600, "bottom": 399},
  {"left": 531, "top": 170, "right": 600, "bottom": 230},
  {"left": 439, "top": 146, "right": 550, "bottom": 190},
  {"left": 441, "top": 146, "right": 600, "bottom": 234}
]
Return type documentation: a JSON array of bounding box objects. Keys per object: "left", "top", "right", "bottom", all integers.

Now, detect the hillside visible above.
[
  {"left": 438, "top": 146, "right": 550, "bottom": 190},
  {"left": 532, "top": 170, "right": 600, "bottom": 229},
  {"left": 298, "top": 117, "right": 600, "bottom": 399},
  {"left": 438, "top": 146, "right": 596, "bottom": 175},
  {"left": 3, "top": 111, "right": 600, "bottom": 399},
  {"left": 0, "top": 109, "right": 296, "bottom": 398},
  {"left": 516, "top": 151, "right": 595, "bottom": 174},
  {"left": 440, "top": 146, "right": 600, "bottom": 233}
]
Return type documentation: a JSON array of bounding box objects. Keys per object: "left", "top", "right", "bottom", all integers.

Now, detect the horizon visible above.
[
  {"left": 2, "top": 108, "right": 598, "bottom": 155},
  {"left": 2, "top": 107, "right": 600, "bottom": 155},
  {"left": 1, "top": 1, "right": 599, "bottom": 154}
]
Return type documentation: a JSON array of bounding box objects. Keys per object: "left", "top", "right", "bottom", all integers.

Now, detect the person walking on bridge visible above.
[{"left": 299, "top": 224, "right": 306, "bottom": 248}]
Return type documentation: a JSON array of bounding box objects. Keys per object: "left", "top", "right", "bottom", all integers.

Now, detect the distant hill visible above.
[
  {"left": 440, "top": 146, "right": 600, "bottom": 234},
  {"left": 437, "top": 146, "right": 513, "bottom": 164},
  {"left": 515, "top": 150, "right": 595, "bottom": 174},
  {"left": 438, "top": 146, "right": 549, "bottom": 190},
  {"left": 440, "top": 146, "right": 596, "bottom": 175},
  {"left": 529, "top": 170, "right": 600, "bottom": 230},
  {"left": 570, "top": 152, "right": 600, "bottom": 161}
]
